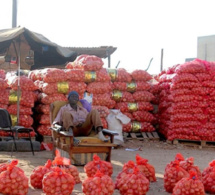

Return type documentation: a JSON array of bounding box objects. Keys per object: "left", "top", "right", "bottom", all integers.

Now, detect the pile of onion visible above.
[
  {"left": 82, "top": 170, "right": 115, "bottom": 195},
  {"left": 30, "top": 159, "right": 53, "bottom": 189},
  {"left": 0, "top": 160, "right": 29, "bottom": 195},
  {"left": 42, "top": 167, "right": 75, "bottom": 195},
  {"left": 172, "top": 170, "right": 205, "bottom": 195},
  {"left": 84, "top": 154, "right": 113, "bottom": 177}
]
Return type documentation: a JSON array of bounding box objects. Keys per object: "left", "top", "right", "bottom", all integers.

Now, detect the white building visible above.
[{"left": 197, "top": 35, "right": 215, "bottom": 61}]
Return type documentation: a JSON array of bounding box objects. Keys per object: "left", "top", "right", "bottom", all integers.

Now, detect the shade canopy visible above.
[{"left": 0, "top": 27, "right": 77, "bottom": 70}]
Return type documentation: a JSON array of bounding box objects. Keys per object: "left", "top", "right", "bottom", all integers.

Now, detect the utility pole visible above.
[
  {"left": 160, "top": 48, "right": 163, "bottom": 72},
  {"left": 12, "top": 0, "right": 17, "bottom": 27}
]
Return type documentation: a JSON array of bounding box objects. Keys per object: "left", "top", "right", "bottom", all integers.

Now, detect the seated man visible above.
[{"left": 53, "top": 91, "right": 109, "bottom": 145}]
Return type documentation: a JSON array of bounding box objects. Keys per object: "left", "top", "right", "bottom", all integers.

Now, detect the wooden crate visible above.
[
  {"left": 43, "top": 136, "right": 53, "bottom": 143},
  {"left": 168, "top": 139, "right": 215, "bottom": 149},
  {"left": 124, "top": 131, "right": 160, "bottom": 141}
]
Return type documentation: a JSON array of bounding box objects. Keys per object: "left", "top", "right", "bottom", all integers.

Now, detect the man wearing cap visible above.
[{"left": 53, "top": 91, "right": 109, "bottom": 145}]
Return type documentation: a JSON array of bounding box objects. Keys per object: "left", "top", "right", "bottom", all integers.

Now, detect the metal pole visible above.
[
  {"left": 160, "top": 48, "right": 163, "bottom": 72},
  {"left": 106, "top": 47, "right": 111, "bottom": 68},
  {"left": 16, "top": 37, "right": 21, "bottom": 125},
  {"left": 12, "top": 0, "right": 17, "bottom": 28}
]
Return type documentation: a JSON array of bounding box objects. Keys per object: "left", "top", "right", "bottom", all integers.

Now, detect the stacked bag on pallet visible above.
[
  {"left": 27, "top": 54, "right": 155, "bottom": 139},
  {"left": 66, "top": 55, "right": 115, "bottom": 127},
  {"left": 155, "top": 59, "right": 215, "bottom": 141},
  {"left": 112, "top": 70, "right": 155, "bottom": 133},
  {"left": 29, "top": 68, "right": 85, "bottom": 136},
  {"left": 0, "top": 71, "right": 37, "bottom": 138},
  {"left": 153, "top": 66, "right": 175, "bottom": 138}
]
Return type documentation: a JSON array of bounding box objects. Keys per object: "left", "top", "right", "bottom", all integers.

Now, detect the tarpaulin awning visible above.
[{"left": 0, "top": 26, "right": 77, "bottom": 70}]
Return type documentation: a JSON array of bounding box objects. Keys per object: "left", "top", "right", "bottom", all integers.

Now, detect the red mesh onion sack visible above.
[
  {"left": 42, "top": 167, "right": 75, "bottom": 195},
  {"left": 0, "top": 163, "right": 8, "bottom": 173},
  {"left": 30, "top": 160, "right": 53, "bottom": 189},
  {"left": 92, "top": 106, "right": 110, "bottom": 118},
  {"left": 164, "top": 160, "right": 189, "bottom": 193},
  {"left": 39, "top": 93, "right": 67, "bottom": 104},
  {"left": 131, "top": 70, "right": 152, "bottom": 81},
  {"left": 0, "top": 160, "right": 29, "bottom": 195},
  {"left": 37, "top": 125, "right": 52, "bottom": 136},
  {"left": 87, "top": 82, "right": 112, "bottom": 94},
  {"left": 116, "top": 166, "right": 149, "bottom": 195},
  {"left": 41, "top": 81, "right": 86, "bottom": 95},
  {"left": 112, "top": 90, "right": 134, "bottom": 102},
  {"left": 133, "top": 91, "right": 155, "bottom": 102},
  {"left": 115, "top": 161, "right": 136, "bottom": 189},
  {"left": 82, "top": 170, "right": 115, "bottom": 195},
  {"left": 175, "top": 59, "right": 206, "bottom": 74},
  {"left": 202, "top": 160, "right": 215, "bottom": 178},
  {"left": 9, "top": 76, "right": 38, "bottom": 91},
  {"left": 172, "top": 170, "right": 205, "bottom": 195},
  {"left": 35, "top": 104, "right": 50, "bottom": 114},
  {"left": 64, "top": 69, "right": 85, "bottom": 82},
  {"left": 165, "top": 153, "right": 185, "bottom": 171},
  {"left": 42, "top": 68, "right": 67, "bottom": 83},
  {"left": 7, "top": 105, "right": 33, "bottom": 115},
  {"left": 0, "top": 78, "right": 8, "bottom": 89},
  {"left": 66, "top": 55, "right": 104, "bottom": 71},
  {"left": 92, "top": 93, "right": 116, "bottom": 108},
  {"left": 136, "top": 154, "right": 156, "bottom": 182},
  {"left": 101, "top": 117, "right": 108, "bottom": 129},
  {"left": 132, "top": 111, "right": 155, "bottom": 122},
  {"left": 202, "top": 160, "right": 215, "bottom": 193},
  {"left": 114, "top": 68, "right": 132, "bottom": 82},
  {"left": 179, "top": 157, "right": 202, "bottom": 180},
  {"left": 84, "top": 154, "right": 113, "bottom": 177},
  {"left": 52, "top": 150, "right": 81, "bottom": 184},
  {"left": 0, "top": 69, "right": 5, "bottom": 79}
]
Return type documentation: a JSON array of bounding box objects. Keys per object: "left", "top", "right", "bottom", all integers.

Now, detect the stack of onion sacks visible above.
[
  {"left": 116, "top": 166, "right": 149, "bottom": 195},
  {"left": 164, "top": 160, "right": 189, "bottom": 193},
  {"left": 0, "top": 160, "right": 29, "bottom": 195},
  {"left": 202, "top": 160, "right": 215, "bottom": 194},
  {"left": 84, "top": 154, "right": 113, "bottom": 177},
  {"left": 30, "top": 159, "right": 53, "bottom": 189},
  {"left": 82, "top": 169, "right": 115, "bottom": 195},
  {"left": 172, "top": 170, "right": 205, "bottom": 195},
  {"left": 42, "top": 166, "right": 75, "bottom": 195},
  {"left": 52, "top": 150, "right": 81, "bottom": 184},
  {"left": 136, "top": 154, "right": 156, "bottom": 182}
]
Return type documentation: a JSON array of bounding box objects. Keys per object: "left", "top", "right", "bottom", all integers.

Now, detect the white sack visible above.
[{"left": 106, "top": 109, "right": 131, "bottom": 145}]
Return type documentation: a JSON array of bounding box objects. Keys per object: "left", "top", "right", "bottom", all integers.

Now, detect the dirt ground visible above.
[{"left": 0, "top": 139, "right": 214, "bottom": 195}]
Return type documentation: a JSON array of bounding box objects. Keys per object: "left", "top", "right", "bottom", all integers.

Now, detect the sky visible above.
[{"left": 1, "top": 0, "right": 215, "bottom": 75}]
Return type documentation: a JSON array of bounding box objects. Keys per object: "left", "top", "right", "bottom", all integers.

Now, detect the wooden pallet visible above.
[
  {"left": 124, "top": 131, "right": 160, "bottom": 141},
  {"left": 168, "top": 139, "right": 215, "bottom": 148}
]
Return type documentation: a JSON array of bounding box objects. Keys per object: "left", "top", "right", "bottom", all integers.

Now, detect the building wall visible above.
[{"left": 197, "top": 35, "right": 215, "bottom": 62}]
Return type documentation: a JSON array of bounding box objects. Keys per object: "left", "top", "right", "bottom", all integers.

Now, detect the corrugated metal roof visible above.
[{"left": 66, "top": 46, "right": 117, "bottom": 59}]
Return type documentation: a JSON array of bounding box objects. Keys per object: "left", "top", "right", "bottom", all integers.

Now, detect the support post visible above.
[
  {"left": 160, "top": 48, "right": 163, "bottom": 72},
  {"left": 12, "top": 0, "right": 17, "bottom": 28}
]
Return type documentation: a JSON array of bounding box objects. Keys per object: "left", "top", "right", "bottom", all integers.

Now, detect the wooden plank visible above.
[
  {"left": 130, "top": 133, "right": 137, "bottom": 139},
  {"left": 152, "top": 132, "right": 159, "bottom": 138},
  {"left": 173, "top": 140, "right": 179, "bottom": 145},
  {"left": 171, "top": 139, "right": 215, "bottom": 148},
  {"left": 71, "top": 146, "right": 111, "bottom": 153},
  {"left": 141, "top": 132, "right": 148, "bottom": 139},
  {"left": 146, "top": 132, "right": 153, "bottom": 139},
  {"left": 79, "top": 143, "right": 116, "bottom": 147}
]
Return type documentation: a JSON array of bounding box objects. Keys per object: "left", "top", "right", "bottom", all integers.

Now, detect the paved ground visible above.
[{"left": 0, "top": 139, "right": 214, "bottom": 194}]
